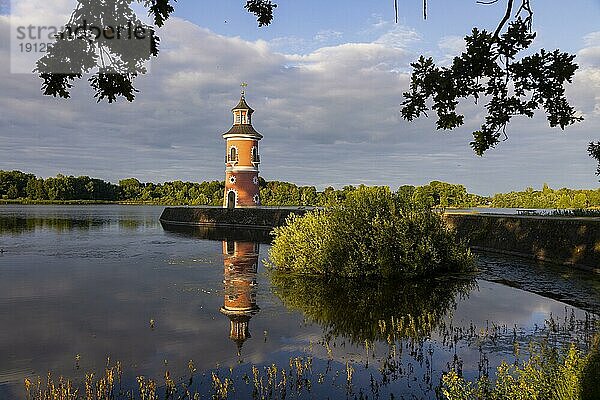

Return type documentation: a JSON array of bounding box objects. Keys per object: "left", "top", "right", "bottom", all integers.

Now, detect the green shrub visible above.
[
  {"left": 441, "top": 337, "right": 600, "bottom": 400},
  {"left": 268, "top": 186, "right": 474, "bottom": 277}
]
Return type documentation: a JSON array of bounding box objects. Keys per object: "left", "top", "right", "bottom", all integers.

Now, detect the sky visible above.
[{"left": 0, "top": 0, "right": 599, "bottom": 195}]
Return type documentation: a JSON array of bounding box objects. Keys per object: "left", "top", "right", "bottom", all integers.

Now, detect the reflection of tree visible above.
[
  {"left": 0, "top": 215, "right": 151, "bottom": 234},
  {"left": 0, "top": 216, "right": 106, "bottom": 234},
  {"left": 270, "top": 273, "right": 476, "bottom": 343}
]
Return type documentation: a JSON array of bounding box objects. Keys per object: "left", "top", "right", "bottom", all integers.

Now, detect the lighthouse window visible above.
[
  {"left": 241, "top": 112, "right": 246, "bottom": 124},
  {"left": 229, "top": 147, "right": 238, "bottom": 162},
  {"left": 251, "top": 147, "right": 259, "bottom": 162},
  {"left": 234, "top": 112, "right": 241, "bottom": 124}
]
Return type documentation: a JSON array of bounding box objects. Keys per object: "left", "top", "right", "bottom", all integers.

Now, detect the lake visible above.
[{"left": 0, "top": 205, "right": 598, "bottom": 399}]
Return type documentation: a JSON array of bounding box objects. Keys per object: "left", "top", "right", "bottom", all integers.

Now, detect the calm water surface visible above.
[{"left": 0, "top": 205, "right": 598, "bottom": 399}]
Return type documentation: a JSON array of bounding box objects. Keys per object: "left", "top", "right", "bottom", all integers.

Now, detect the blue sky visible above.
[
  {"left": 173, "top": 0, "right": 599, "bottom": 53},
  {"left": 0, "top": 0, "right": 599, "bottom": 195}
]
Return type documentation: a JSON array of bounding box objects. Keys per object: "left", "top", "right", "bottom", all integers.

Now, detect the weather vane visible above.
[{"left": 240, "top": 82, "right": 248, "bottom": 96}]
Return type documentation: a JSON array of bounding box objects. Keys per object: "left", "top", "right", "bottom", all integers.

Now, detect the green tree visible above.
[
  {"left": 119, "top": 178, "right": 143, "bottom": 200},
  {"left": 6, "top": 185, "right": 19, "bottom": 199},
  {"left": 400, "top": 0, "right": 598, "bottom": 178},
  {"left": 0, "top": 170, "right": 35, "bottom": 198},
  {"left": 572, "top": 193, "right": 588, "bottom": 209},
  {"left": 396, "top": 185, "right": 416, "bottom": 206}
]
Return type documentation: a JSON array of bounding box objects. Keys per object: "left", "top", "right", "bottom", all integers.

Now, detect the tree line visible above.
[
  {"left": 0, "top": 170, "right": 598, "bottom": 209},
  {"left": 490, "top": 183, "right": 600, "bottom": 209}
]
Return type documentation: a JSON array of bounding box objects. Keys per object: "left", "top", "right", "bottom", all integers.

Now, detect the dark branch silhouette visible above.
[
  {"left": 400, "top": 1, "right": 584, "bottom": 158},
  {"left": 589, "top": 143, "right": 600, "bottom": 178},
  {"left": 35, "top": 0, "right": 276, "bottom": 103}
]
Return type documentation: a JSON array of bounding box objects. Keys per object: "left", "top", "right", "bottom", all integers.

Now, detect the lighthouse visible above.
[{"left": 223, "top": 85, "right": 262, "bottom": 209}]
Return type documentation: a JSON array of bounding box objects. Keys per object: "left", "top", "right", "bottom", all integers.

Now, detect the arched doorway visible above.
[{"left": 227, "top": 191, "right": 236, "bottom": 209}]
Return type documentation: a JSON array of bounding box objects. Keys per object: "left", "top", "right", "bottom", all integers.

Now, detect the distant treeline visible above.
[
  {"left": 491, "top": 184, "right": 600, "bottom": 209},
  {"left": 0, "top": 170, "right": 598, "bottom": 209}
]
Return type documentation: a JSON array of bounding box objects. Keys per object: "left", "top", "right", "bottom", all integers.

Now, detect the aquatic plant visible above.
[
  {"left": 23, "top": 356, "right": 319, "bottom": 400},
  {"left": 268, "top": 186, "right": 475, "bottom": 278},
  {"left": 22, "top": 316, "right": 598, "bottom": 400},
  {"left": 441, "top": 335, "right": 600, "bottom": 400}
]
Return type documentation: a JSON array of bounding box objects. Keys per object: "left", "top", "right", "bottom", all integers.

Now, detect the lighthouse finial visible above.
[{"left": 240, "top": 82, "right": 248, "bottom": 97}]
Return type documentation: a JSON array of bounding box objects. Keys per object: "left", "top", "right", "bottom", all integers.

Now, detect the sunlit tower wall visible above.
[{"left": 222, "top": 90, "right": 262, "bottom": 208}]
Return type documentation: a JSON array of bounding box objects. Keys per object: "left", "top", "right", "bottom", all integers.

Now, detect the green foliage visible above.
[
  {"left": 580, "top": 335, "right": 600, "bottom": 400},
  {"left": 491, "top": 184, "right": 600, "bottom": 209},
  {"left": 5, "top": 170, "right": 598, "bottom": 210},
  {"left": 407, "top": 180, "right": 486, "bottom": 209},
  {"left": 401, "top": 17, "right": 582, "bottom": 156},
  {"left": 441, "top": 337, "right": 600, "bottom": 400},
  {"left": 268, "top": 186, "right": 474, "bottom": 278},
  {"left": 245, "top": 0, "right": 277, "bottom": 26},
  {"left": 0, "top": 170, "right": 35, "bottom": 199},
  {"left": 37, "top": 0, "right": 276, "bottom": 102}
]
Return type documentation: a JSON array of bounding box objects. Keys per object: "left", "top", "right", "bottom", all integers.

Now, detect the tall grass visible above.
[{"left": 442, "top": 335, "right": 600, "bottom": 400}]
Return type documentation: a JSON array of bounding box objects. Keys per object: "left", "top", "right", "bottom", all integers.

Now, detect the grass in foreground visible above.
[{"left": 442, "top": 335, "right": 600, "bottom": 400}]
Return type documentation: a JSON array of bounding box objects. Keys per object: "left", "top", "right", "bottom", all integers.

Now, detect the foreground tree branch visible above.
[
  {"left": 36, "top": 0, "right": 277, "bottom": 103},
  {"left": 589, "top": 142, "right": 600, "bottom": 177},
  {"left": 400, "top": 1, "right": 583, "bottom": 157}
]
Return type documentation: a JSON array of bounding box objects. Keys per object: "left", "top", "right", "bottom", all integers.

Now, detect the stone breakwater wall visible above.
[
  {"left": 159, "top": 207, "right": 310, "bottom": 230},
  {"left": 443, "top": 213, "right": 600, "bottom": 272},
  {"left": 160, "top": 207, "right": 600, "bottom": 271}
]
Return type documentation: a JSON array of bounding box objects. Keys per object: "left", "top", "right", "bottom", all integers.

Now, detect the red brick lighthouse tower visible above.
[{"left": 223, "top": 84, "right": 262, "bottom": 209}]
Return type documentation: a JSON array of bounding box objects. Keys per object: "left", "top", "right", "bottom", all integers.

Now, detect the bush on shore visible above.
[{"left": 268, "top": 186, "right": 474, "bottom": 278}]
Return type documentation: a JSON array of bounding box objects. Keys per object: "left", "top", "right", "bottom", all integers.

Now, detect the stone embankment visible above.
[
  {"left": 160, "top": 207, "right": 600, "bottom": 271},
  {"left": 444, "top": 213, "right": 600, "bottom": 272}
]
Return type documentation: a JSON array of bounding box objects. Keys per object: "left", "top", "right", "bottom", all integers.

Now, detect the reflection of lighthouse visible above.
[{"left": 220, "top": 241, "right": 260, "bottom": 358}]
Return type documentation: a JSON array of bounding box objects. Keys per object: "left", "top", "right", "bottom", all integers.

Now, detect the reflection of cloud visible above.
[
  {"left": 0, "top": 224, "right": 318, "bottom": 395},
  {"left": 1, "top": 209, "right": 598, "bottom": 398}
]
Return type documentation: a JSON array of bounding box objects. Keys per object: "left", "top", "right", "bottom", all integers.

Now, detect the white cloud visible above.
[
  {"left": 578, "top": 31, "right": 600, "bottom": 67},
  {"left": 438, "top": 35, "right": 465, "bottom": 55},
  {"left": 314, "top": 29, "right": 342, "bottom": 42},
  {"left": 374, "top": 25, "right": 421, "bottom": 49},
  {"left": 583, "top": 31, "right": 600, "bottom": 47},
  {"left": 0, "top": 8, "right": 598, "bottom": 194}
]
